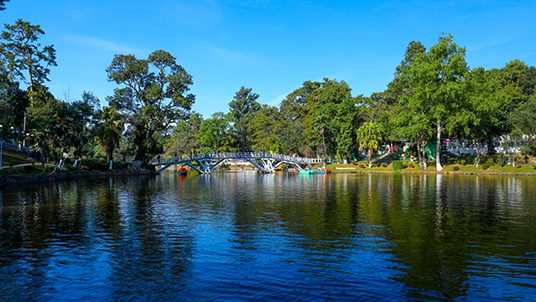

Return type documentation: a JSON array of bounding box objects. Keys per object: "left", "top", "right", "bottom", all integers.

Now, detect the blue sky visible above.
[{"left": 2, "top": 0, "right": 536, "bottom": 116}]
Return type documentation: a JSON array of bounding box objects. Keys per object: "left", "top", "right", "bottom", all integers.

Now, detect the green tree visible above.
[
  {"left": 95, "top": 106, "right": 124, "bottom": 161},
  {"left": 0, "top": 19, "right": 57, "bottom": 135},
  {"left": 228, "top": 86, "right": 261, "bottom": 151},
  {"left": 280, "top": 81, "right": 321, "bottom": 156},
  {"left": 165, "top": 112, "right": 203, "bottom": 156},
  {"left": 197, "top": 112, "right": 235, "bottom": 152},
  {"left": 107, "top": 50, "right": 195, "bottom": 161},
  {"left": 356, "top": 121, "right": 385, "bottom": 168},
  {"left": 405, "top": 34, "right": 468, "bottom": 171},
  {"left": 459, "top": 67, "right": 510, "bottom": 167},
  {"left": 509, "top": 95, "right": 536, "bottom": 136},
  {"left": 249, "top": 105, "right": 282, "bottom": 152},
  {"left": 0, "top": 70, "right": 28, "bottom": 136},
  {"left": 309, "top": 78, "right": 357, "bottom": 161}
]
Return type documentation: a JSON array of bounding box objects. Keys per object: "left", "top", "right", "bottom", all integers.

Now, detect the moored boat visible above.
[
  {"left": 299, "top": 169, "right": 315, "bottom": 175},
  {"left": 315, "top": 167, "right": 331, "bottom": 174}
]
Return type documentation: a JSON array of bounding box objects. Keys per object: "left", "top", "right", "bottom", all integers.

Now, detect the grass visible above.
[
  {"left": 327, "top": 161, "right": 536, "bottom": 175},
  {"left": 0, "top": 164, "right": 50, "bottom": 176},
  {"left": 1, "top": 149, "right": 34, "bottom": 166}
]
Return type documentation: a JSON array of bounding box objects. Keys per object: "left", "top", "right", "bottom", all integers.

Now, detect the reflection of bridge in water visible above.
[{"left": 151, "top": 152, "right": 322, "bottom": 174}]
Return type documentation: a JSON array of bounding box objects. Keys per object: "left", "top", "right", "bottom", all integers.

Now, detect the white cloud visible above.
[{"left": 63, "top": 34, "right": 141, "bottom": 54}]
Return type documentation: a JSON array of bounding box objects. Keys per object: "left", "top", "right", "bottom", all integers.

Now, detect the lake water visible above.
[{"left": 0, "top": 173, "right": 535, "bottom": 301}]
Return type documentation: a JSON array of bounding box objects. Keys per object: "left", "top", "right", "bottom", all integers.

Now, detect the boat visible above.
[
  {"left": 299, "top": 169, "right": 315, "bottom": 175},
  {"left": 177, "top": 167, "right": 188, "bottom": 175},
  {"left": 315, "top": 167, "right": 331, "bottom": 174}
]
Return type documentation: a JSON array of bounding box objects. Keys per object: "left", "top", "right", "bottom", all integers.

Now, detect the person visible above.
[{"left": 157, "top": 154, "right": 161, "bottom": 164}]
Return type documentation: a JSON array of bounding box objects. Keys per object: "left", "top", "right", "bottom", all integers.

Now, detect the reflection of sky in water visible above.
[{"left": 0, "top": 173, "right": 535, "bottom": 300}]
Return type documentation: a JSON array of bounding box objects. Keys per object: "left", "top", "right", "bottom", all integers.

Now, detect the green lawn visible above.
[
  {"left": 1, "top": 149, "right": 34, "bottom": 166},
  {"left": 327, "top": 162, "right": 536, "bottom": 175}
]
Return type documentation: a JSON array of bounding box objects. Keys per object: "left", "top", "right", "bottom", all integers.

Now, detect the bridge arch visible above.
[{"left": 151, "top": 152, "right": 322, "bottom": 174}]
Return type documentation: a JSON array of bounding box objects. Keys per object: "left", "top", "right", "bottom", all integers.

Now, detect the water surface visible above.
[{"left": 1, "top": 173, "right": 535, "bottom": 300}]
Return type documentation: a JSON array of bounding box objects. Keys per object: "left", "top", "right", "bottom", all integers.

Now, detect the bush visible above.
[
  {"left": 496, "top": 154, "right": 506, "bottom": 167},
  {"left": 452, "top": 165, "right": 460, "bottom": 171},
  {"left": 482, "top": 158, "right": 494, "bottom": 170},
  {"left": 392, "top": 160, "right": 403, "bottom": 172},
  {"left": 381, "top": 163, "right": 387, "bottom": 168}
]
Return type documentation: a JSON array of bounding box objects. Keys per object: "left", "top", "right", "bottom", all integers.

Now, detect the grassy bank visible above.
[{"left": 327, "top": 162, "right": 536, "bottom": 175}]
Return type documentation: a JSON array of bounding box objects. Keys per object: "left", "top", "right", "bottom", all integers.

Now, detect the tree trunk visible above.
[
  {"left": 23, "top": 69, "right": 34, "bottom": 146},
  {"left": 417, "top": 143, "right": 423, "bottom": 170},
  {"left": 436, "top": 122, "right": 443, "bottom": 172},
  {"left": 368, "top": 149, "right": 373, "bottom": 168}
]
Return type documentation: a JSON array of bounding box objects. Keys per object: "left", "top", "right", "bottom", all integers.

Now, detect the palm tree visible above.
[{"left": 356, "top": 122, "right": 385, "bottom": 168}]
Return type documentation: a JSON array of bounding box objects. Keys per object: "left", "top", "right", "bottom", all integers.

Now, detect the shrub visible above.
[
  {"left": 381, "top": 163, "right": 387, "bottom": 168},
  {"left": 452, "top": 166, "right": 460, "bottom": 171},
  {"left": 496, "top": 154, "right": 506, "bottom": 167},
  {"left": 482, "top": 158, "right": 494, "bottom": 170},
  {"left": 392, "top": 160, "right": 403, "bottom": 172},
  {"left": 459, "top": 159, "right": 466, "bottom": 166}
]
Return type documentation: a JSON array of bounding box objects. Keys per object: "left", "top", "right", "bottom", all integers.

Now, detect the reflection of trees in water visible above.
[
  {"left": 356, "top": 174, "right": 536, "bottom": 300},
  {"left": 0, "top": 181, "right": 99, "bottom": 299},
  {"left": 105, "top": 176, "right": 195, "bottom": 299},
  {"left": 0, "top": 177, "right": 196, "bottom": 300}
]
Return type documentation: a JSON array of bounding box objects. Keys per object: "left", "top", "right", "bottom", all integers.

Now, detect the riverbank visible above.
[
  {"left": 327, "top": 163, "right": 536, "bottom": 176},
  {"left": 0, "top": 168, "right": 156, "bottom": 187}
]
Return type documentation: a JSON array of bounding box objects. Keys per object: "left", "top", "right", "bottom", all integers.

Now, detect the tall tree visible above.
[
  {"left": 405, "top": 34, "right": 468, "bottom": 171},
  {"left": 95, "top": 106, "right": 124, "bottom": 162},
  {"left": 197, "top": 112, "right": 235, "bottom": 152},
  {"left": 0, "top": 70, "right": 28, "bottom": 136},
  {"left": 165, "top": 112, "right": 203, "bottom": 155},
  {"left": 107, "top": 50, "right": 195, "bottom": 161},
  {"left": 280, "top": 80, "right": 321, "bottom": 156},
  {"left": 249, "top": 105, "right": 282, "bottom": 152},
  {"left": 0, "top": 19, "right": 57, "bottom": 136},
  {"left": 309, "top": 78, "right": 357, "bottom": 161},
  {"left": 228, "top": 86, "right": 260, "bottom": 150},
  {"left": 356, "top": 121, "right": 385, "bottom": 168}
]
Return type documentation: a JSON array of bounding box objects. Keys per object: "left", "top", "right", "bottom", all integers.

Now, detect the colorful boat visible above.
[
  {"left": 299, "top": 169, "right": 315, "bottom": 175},
  {"left": 177, "top": 167, "right": 188, "bottom": 175},
  {"left": 315, "top": 167, "right": 331, "bottom": 174}
]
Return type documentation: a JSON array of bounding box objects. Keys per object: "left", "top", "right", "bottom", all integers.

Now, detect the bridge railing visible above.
[{"left": 151, "top": 152, "right": 322, "bottom": 166}]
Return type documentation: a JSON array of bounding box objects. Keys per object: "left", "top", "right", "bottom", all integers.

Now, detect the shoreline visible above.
[
  {"left": 2, "top": 167, "right": 535, "bottom": 188},
  {"left": 0, "top": 169, "right": 156, "bottom": 187},
  {"left": 329, "top": 168, "right": 536, "bottom": 176}
]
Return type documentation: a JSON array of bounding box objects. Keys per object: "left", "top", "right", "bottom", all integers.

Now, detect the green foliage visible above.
[
  {"left": 509, "top": 95, "right": 536, "bottom": 136},
  {"left": 392, "top": 160, "right": 404, "bottom": 172},
  {"left": 107, "top": 50, "right": 195, "bottom": 161},
  {"left": 0, "top": 19, "right": 56, "bottom": 87},
  {"left": 94, "top": 106, "right": 124, "bottom": 161},
  {"left": 482, "top": 158, "right": 494, "bottom": 170},
  {"left": 228, "top": 86, "right": 261, "bottom": 151},
  {"left": 496, "top": 153, "right": 506, "bottom": 167},
  {"left": 165, "top": 112, "right": 202, "bottom": 155},
  {"left": 196, "top": 112, "right": 235, "bottom": 152},
  {"left": 0, "top": 70, "right": 28, "bottom": 136},
  {"left": 357, "top": 121, "right": 385, "bottom": 168},
  {"left": 248, "top": 105, "right": 282, "bottom": 152},
  {"left": 26, "top": 87, "right": 97, "bottom": 160}
]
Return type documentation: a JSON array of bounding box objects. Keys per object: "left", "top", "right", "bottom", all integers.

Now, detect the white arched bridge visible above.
[{"left": 151, "top": 152, "right": 323, "bottom": 174}]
